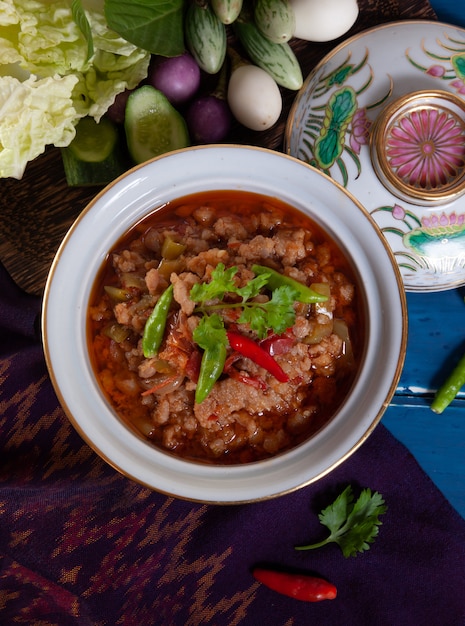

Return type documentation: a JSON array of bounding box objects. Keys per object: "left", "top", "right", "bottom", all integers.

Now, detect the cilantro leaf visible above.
[
  {"left": 191, "top": 263, "right": 270, "bottom": 304},
  {"left": 193, "top": 313, "right": 228, "bottom": 351},
  {"left": 236, "top": 273, "right": 270, "bottom": 301},
  {"left": 238, "top": 305, "right": 268, "bottom": 339},
  {"left": 190, "top": 264, "right": 238, "bottom": 303},
  {"left": 238, "top": 285, "right": 297, "bottom": 338},
  {"left": 295, "top": 485, "right": 387, "bottom": 558},
  {"left": 190, "top": 263, "right": 299, "bottom": 339},
  {"left": 262, "top": 285, "right": 298, "bottom": 334}
]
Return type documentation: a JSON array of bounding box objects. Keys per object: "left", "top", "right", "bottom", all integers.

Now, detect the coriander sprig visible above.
[
  {"left": 190, "top": 263, "right": 298, "bottom": 339},
  {"left": 190, "top": 262, "right": 271, "bottom": 303},
  {"left": 295, "top": 485, "right": 387, "bottom": 558}
]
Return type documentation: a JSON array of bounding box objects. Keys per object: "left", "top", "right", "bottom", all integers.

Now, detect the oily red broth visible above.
[{"left": 87, "top": 190, "right": 365, "bottom": 465}]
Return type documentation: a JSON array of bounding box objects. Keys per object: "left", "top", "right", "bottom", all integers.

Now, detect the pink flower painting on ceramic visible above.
[
  {"left": 384, "top": 107, "right": 465, "bottom": 192},
  {"left": 350, "top": 108, "right": 371, "bottom": 154}
]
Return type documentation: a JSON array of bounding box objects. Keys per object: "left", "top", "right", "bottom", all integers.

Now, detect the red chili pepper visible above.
[
  {"left": 226, "top": 331, "right": 289, "bottom": 383},
  {"left": 252, "top": 568, "right": 337, "bottom": 602},
  {"left": 260, "top": 331, "right": 294, "bottom": 356}
]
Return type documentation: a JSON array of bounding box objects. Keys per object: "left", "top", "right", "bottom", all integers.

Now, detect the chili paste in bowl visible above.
[
  {"left": 43, "top": 146, "right": 407, "bottom": 503},
  {"left": 88, "top": 191, "right": 363, "bottom": 465}
]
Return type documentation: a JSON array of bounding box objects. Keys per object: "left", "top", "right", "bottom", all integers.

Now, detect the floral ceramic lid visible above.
[{"left": 285, "top": 20, "right": 465, "bottom": 292}]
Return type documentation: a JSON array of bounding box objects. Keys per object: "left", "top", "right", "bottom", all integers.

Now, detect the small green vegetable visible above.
[
  {"left": 193, "top": 314, "right": 228, "bottom": 403},
  {"left": 161, "top": 236, "right": 186, "bottom": 260},
  {"left": 185, "top": 0, "right": 227, "bottom": 74},
  {"left": 211, "top": 0, "right": 243, "bottom": 24},
  {"left": 431, "top": 350, "right": 465, "bottom": 414},
  {"left": 142, "top": 284, "right": 174, "bottom": 358},
  {"left": 234, "top": 16, "right": 303, "bottom": 90},
  {"left": 252, "top": 264, "right": 329, "bottom": 304},
  {"left": 295, "top": 485, "right": 387, "bottom": 558},
  {"left": 254, "top": 0, "right": 295, "bottom": 44},
  {"left": 103, "top": 322, "right": 131, "bottom": 343},
  {"left": 104, "top": 285, "right": 132, "bottom": 302}
]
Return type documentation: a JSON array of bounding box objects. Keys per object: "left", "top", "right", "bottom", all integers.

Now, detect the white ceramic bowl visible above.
[{"left": 42, "top": 145, "right": 407, "bottom": 504}]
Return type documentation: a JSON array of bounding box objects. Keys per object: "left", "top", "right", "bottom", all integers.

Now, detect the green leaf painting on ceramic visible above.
[
  {"left": 451, "top": 54, "right": 465, "bottom": 81},
  {"left": 314, "top": 49, "right": 370, "bottom": 98},
  {"left": 327, "top": 65, "right": 354, "bottom": 88},
  {"left": 314, "top": 87, "right": 357, "bottom": 170},
  {"left": 406, "top": 34, "right": 465, "bottom": 82}
]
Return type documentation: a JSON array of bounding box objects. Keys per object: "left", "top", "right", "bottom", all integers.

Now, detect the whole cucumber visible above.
[
  {"left": 254, "top": 0, "right": 295, "bottom": 43},
  {"left": 234, "top": 18, "right": 302, "bottom": 90},
  {"left": 211, "top": 0, "right": 243, "bottom": 24},
  {"left": 185, "top": 2, "right": 227, "bottom": 74}
]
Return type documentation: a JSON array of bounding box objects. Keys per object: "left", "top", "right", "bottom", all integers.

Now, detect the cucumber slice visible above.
[
  {"left": 124, "top": 85, "right": 190, "bottom": 164},
  {"left": 68, "top": 116, "right": 118, "bottom": 162},
  {"left": 61, "top": 116, "right": 128, "bottom": 186}
]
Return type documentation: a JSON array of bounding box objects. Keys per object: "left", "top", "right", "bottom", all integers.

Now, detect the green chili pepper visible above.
[
  {"left": 252, "top": 264, "right": 328, "bottom": 304},
  {"left": 431, "top": 350, "right": 465, "bottom": 414},
  {"left": 142, "top": 284, "right": 174, "bottom": 358},
  {"left": 195, "top": 342, "right": 227, "bottom": 404}
]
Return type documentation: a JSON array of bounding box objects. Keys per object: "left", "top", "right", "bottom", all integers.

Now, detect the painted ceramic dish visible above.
[
  {"left": 42, "top": 146, "right": 407, "bottom": 504},
  {"left": 285, "top": 20, "right": 465, "bottom": 292}
]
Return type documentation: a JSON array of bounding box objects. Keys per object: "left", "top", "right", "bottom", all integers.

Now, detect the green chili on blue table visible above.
[
  {"left": 431, "top": 350, "right": 465, "bottom": 414},
  {"left": 430, "top": 296, "right": 465, "bottom": 414}
]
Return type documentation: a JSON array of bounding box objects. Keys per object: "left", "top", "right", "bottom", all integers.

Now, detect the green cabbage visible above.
[{"left": 0, "top": 0, "right": 150, "bottom": 179}]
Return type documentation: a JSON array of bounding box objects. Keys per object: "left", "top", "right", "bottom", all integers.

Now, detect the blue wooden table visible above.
[
  {"left": 383, "top": 288, "right": 465, "bottom": 518},
  {"left": 379, "top": 1, "right": 465, "bottom": 520},
  {"left": 431, "top": 0, "right": 465, "bottom": 28}
]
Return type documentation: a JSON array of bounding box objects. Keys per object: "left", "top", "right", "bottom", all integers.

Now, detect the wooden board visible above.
[{"left": 0, "top": 0, "right": 436, "bottom": 295}]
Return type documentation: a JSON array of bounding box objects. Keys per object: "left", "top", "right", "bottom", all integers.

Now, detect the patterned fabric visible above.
[{"left": 1, "top": 261, "right": 465, "bottom": 625}]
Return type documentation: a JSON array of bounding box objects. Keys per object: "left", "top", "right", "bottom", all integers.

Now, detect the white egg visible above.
[
  {"left": 227, "top": 65, "right": 282, "bottom": 131},
  {"left": 290, "top": 0, "right": 359, "bottom": 42}
]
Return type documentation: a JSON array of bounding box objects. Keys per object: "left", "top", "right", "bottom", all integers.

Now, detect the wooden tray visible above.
[{"left": 0, "top": 0, "right": 436, "bottom": 295}]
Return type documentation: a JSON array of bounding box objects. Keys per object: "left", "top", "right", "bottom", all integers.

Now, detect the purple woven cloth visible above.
[{"left": 1, "top": 260, "right": 465, "bottom": 625}]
